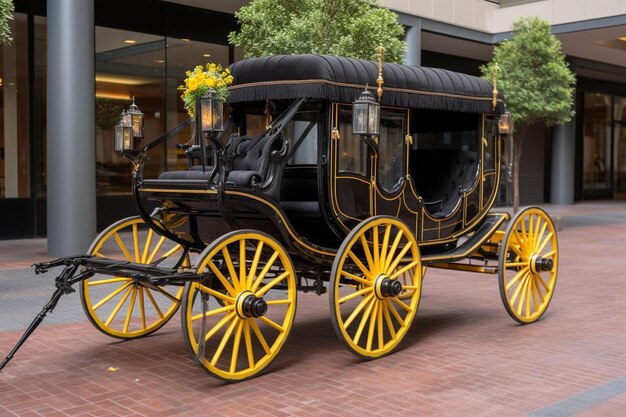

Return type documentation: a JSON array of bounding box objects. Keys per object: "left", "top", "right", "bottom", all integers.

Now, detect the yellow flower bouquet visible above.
[{"left": 179, "top": 62, "right": 234, "bottom": 117}]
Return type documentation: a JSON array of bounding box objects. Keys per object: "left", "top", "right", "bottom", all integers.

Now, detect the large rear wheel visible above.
[
  {"left": 80, "top": 216, "right": 186, "bottom": 339},
  {"left": 181, "top": 230, "right": 297, "bottom": 382},
  {"left": 330, "top": 216, "right": 422, "bottom": 359}
]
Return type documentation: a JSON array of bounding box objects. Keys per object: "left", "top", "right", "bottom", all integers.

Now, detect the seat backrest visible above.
[{"left": 231, "top": 130, "right": 284, "bottom": 178}]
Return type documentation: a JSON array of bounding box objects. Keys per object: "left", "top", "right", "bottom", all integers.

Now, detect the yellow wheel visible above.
[
  {"left": 181, "top": 230, "right": 297, "bottom": 382},
  {"left": 330, "top": 216, "right": 422, "bottom": 359},
  {"left": 498, "top": 207, "right": 558, "bottom": 324},
  {"left": 80, "top": 216, "right": 186, "bottom": 339}
]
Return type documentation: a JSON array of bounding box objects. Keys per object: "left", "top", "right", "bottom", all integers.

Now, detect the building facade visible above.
[{"left": 0, "top": 0, "right": 625, "bottom": 242}]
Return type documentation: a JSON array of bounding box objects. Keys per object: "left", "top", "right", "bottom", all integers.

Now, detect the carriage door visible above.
[{"left": 377, "top": 108, "right": 408, "bottom": 195}]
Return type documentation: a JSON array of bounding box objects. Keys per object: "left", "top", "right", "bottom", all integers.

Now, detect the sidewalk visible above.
[{"left": 1, "top": 201, "right": 626, "bottom": 416}]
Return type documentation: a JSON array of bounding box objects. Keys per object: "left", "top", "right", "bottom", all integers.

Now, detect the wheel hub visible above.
[
  {"left": 530, "top": 254, "right": 553, "bottom": 274},
  {"left": 374, "top": 274, "right": 403, "bottom": 299},
  {"left": 235, "top": 291, "right": 268, "bottom": 319}
]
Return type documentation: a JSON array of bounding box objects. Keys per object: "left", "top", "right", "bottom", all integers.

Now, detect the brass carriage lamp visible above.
[
  {"left": 498, "top": 111, "right": 511, "bottom": 135},
  {"left": 114, "top": 111, "right": 134, "bottom": 152},
  {"left": 352, "top": 87, "right": 380, "bottom": 137},
  {"left": 197, "top": 93, "right": 224, "bottom": 134}
]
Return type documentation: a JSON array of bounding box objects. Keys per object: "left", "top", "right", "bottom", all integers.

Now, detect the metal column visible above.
[
  {"left": 550, "top": 120, "right": 575, "bottom": 205},
  {"left": 47, "top": 0, "right": 96, "bottom": 256},
  {"left": 403, "top": 17, "right": 421, "bottom": 66}
]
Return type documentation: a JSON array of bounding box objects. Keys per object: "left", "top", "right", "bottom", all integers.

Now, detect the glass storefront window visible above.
[
  {"left": 0, "top": 13, "right": 29, "bottom": 199},
  {"left": 583, "top": 92, "right": 612, "bottom": 194}
]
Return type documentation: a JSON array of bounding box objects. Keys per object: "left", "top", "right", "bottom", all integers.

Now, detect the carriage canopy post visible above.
[{"left": 352, "top": 88, "right": 380, "bottom": 136}]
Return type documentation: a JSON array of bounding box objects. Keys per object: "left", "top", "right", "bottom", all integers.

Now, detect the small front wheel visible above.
[
  {"left": 329, "top": 216, "right": 422, "bottom": 359},
  {"left": 181, "top": 230, "right": 297, "bottom": 382},
  {"left": 498, "top": 207, "right": 558, "bottom": 324},
  {"left": 80, "top": 216, "right": 186, "bottom": 339}
]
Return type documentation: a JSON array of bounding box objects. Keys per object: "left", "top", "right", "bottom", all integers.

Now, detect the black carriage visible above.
[{"left": 2, "top": 54, "right": 558, "bottom": 382}]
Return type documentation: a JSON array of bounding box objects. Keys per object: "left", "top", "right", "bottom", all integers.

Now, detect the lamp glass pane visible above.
[
  {"left": 212, "top": 100, "right": 224, "bottom": 132},
  {"left": 114, "top": 126, "right": 123, "bottom": 151},
  {"left": 353, "top": 102, "right": 368, "bottom": 134},
  {"left": 368, "top": 104, "right": 380, "bottom": 135},
  {"left": 122, "top": 126, "right": 133, "bottom": 150},
  {"left": 200, "top": 97, "right": 213, "bottom": 132},
  {"left": 132, "top": 113, "right": 144, "bottom": 137}
]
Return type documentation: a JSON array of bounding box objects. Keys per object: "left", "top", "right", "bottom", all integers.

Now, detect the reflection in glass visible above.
[{"left": 583, "top": 92, "right": 611, "bottom": 193}]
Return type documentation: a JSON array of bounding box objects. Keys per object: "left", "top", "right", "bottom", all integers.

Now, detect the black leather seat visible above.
[{"left": 411, "top": 149, "right": 479, "bottom": 218}]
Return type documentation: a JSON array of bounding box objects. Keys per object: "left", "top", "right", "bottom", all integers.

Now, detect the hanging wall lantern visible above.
[
  {"left": 126, "top": 96, "right": 144, "bottom": 138},
  {"left": 114, "top": 112, "right": 134, "bottom": 152},
  {"left": 499, "top": 111, "right": 511, "bottom": 135}
]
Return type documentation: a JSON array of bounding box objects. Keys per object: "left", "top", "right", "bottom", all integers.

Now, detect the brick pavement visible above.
[{"left": 1, "top": 202, "right": 626, "bottom": 416}]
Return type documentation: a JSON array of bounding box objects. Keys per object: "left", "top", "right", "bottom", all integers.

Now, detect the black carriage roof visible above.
[{"left": 228, "top": 54, "right": 504, "bottom": 114}]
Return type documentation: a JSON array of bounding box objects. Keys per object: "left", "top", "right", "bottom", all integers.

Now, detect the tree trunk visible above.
[{"left": 512, "top": 125, "right": 526, "bottom": 214}]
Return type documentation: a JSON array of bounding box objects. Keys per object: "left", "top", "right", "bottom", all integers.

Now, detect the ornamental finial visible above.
[
  {"left": 377, "top": 45, "right": 385, "bottom": 100},
  {"left": 492, "top": 63, "right": 501, "bottom": 110}
]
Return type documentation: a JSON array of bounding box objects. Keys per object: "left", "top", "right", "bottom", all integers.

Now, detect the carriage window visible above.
[
  {"left": 378, "top": 109, "right": 406, "bottom": 193},
  {"left": 337, "top": 106, "right": 368, "bottom": 175},
  {"left": 284, "top": 109, "right": 320, "bottom": 165}
]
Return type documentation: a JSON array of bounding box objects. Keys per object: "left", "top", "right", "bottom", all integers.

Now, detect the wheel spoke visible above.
[
  {"left": 221, "top": 247, "right": 241, "bottom": 293},
  {"left": 259, "top": 316, "right": 285, "bottom": 333},
  {"left": 520, "top": 217, "right": 529, "bottom": 253},
  {"left": 247, "top": 241, "right": 264, "bottom": 289},
  {"left": 243, "top": 321, "right": 255, "bottom": 369},
  {"left": 138, "top": 287, "right": 146, "bottom": 330},
  {"left": 366, "top": 301, "right": 379, "bottom": 351},
  {"left": 158, "top": 244, "right": 183, "bottom": 261},
  {"left": 528, "top": 214, "right": 535, "bottom": 251},
  {"left": 255, "top": 271, "right": 290, "bottom": 298},
  {"left": 509, "top": 241, "right": 528, "bottom": 262},
  {"left": 531, "top": 276, "right": 545, "bottom": 304},
  {"left": 389, "top": 260, "right": 419, "bottom": 280},
  {"left": 340, "top": 270, "right": 371, "bottom": 287},
  {"left": 338, "top": 286, "right": 373, "bottom": 304},
  {"left": 377, "top": 301, "right": 384, "bottom": 349},
  {"left": 379, "top": 225, "right": 392, "bottom": 271},
  {"left": 132, "top": 224, "right": 141, "bottom": 263},
  {"left": 536, "top": 232, "right": 554, "bottom": 255},
  {"left": 372, "top": 225, "right": 380, "bottom": 271},
  {"left": 210, "top": 317, "right": 239, "bottom": 366},
  {"left": 384, "top": 299, "right": 404, "bottom": 325},
  {"left": 230, "top": 320, "right": 244, "bottom": 373},
  {"left": 384, "top": 229, "right": 404, "bottom": 272},
  {"left": 206, "top": 261, "right": 237, "bottom": 297},
  {"left": 505, "top": 267, "right": 529, "bottom": 291},
  {"left": 265, "top": 299, "right": 292, "bottom": 306},
  {"left": 146, "top": 236, "right": 166, "bottom": 264},
  {"left": 144, "top": 288, "right": 165, "bottom": 319},
  {"left": 534, "top": 222, "right": 549, "bottom": 252},
  {"left": 517, "top": 276, "right": 531, "bottom": 316},
  {"left": 348, "top": 251, "right": 374, "bottom": 280},
  {"left": 239, "top": 239, "right": 247, "bottom": 291},
  {"left": 92, "top": 281, "right": 133, "bottom": 310},
  {"left": 533, "top": 215, "right": 542, "bottom": 249},
  {"left": 123, "top": 288, "right": 138, "bottom": 333},
  {"left": 87, "top": 277, "right": 129, "bottom": 286},
  {"left": 113, "top": 233, "right": 133, "bottom": 262},
  {"left": 249, "top": 318, "right": 271, "bottom": 354},
  {"left": 250, "top": 251, "right": 279, "bottom": 293},
  {"left": 353, "top": 296, "right": 376, "bottom": 346},
  {"left": 105, "top": 286, "right": 133, "bottom": 326},
  {"left": 381, "top": 301, "right": 396, "bottom": 339},
  {"left": 535, "top": 273, "right": 550, "bottom": 293},
  {"left": 141, "top": 228, "right": 154, "bottom": 264},
  {"left": 359, "top": 234, "right": 375, "bottom": 272},
  {"left": 191, "top": 304, "right": 234, "bottom": 320},
  {"left": 203, "top": 312, "right": 236, "bottom": 343},
  {"left": 197, "top": 283, "right": 235, "bottom": 304},
  {"left": 524, "top": 275, "right": 532, "bottom": 317},
  {"left": 530, "top": 276, "right": 539, "bottom": 313},
  {"left": 385, "top": 241, "right": 414, "bottom": 276},
  {"left": 343, "top": 293, "right": 375, "bottom": 329},
  {"left": 390, "top": 296, "right": 412, "bottom": 313},
  {"left": 505, "top": 261, "right": 528, "bottom": 268},
  {"left": 510, "top": 272, "right": 529, "bottom": 305}
]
